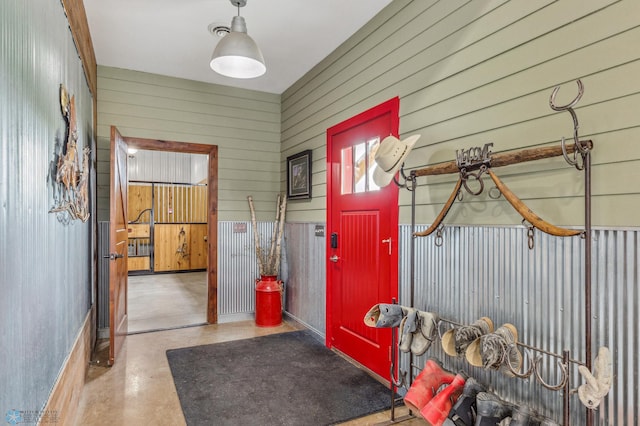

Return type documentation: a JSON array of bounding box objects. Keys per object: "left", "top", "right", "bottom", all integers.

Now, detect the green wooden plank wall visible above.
[{"left": 281, "top": 0, "right": 640, "bottom": 227}]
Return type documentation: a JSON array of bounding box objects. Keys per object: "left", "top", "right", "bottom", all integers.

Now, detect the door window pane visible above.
[
  {"left": 341, "top": 137, "right": 380, "bottom": 195},
  {"left": 341, "top": 146, "right": 353, "bottom": 195}
]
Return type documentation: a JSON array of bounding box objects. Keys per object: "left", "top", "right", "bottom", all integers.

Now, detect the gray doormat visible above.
[{"left": 166, "top": 330, "right": 392, "bottom": 426}]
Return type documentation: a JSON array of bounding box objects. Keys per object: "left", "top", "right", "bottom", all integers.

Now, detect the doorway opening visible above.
[
  {"left": 120, "top": 136, "right": 218, "bottom": 331},
  {"left": 126, "top": 149, "right": 210, "bottom": 333}
]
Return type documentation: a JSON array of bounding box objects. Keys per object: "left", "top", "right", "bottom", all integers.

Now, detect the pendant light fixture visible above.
[{"left": 210, "top": 0, "right": 266, "bottom": 79}]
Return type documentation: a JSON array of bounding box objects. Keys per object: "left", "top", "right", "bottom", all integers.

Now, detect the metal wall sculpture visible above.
[{"left": 49, "top": 84, "right": 90, "bottom": 223}]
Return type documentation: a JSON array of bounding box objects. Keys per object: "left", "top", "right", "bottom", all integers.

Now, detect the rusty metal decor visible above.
[{"left": 49, "top": 84, "right": 90, "bottom": 223}]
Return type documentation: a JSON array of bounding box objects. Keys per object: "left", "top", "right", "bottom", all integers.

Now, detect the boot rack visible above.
[{"left": 383, "top": 80, "right": 595, "bottom": 426}]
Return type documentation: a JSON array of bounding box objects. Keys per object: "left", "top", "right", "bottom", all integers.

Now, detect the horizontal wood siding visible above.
[
  {"left": 281, "top": 0, "right": 640, "bottom": 227},
  {"left": 96, "top": 66, "right": 281, "bottom": 221}
]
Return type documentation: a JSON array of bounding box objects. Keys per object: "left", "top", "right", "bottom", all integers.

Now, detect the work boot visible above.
[
  {"left": 420, "top": 372, "right": 467, "bottom": 426},
  {"left": 404, "top": 359, "right": 456, "bottom": 417},
  {"left": 363, "top": 303, "right": 410, "bottom": 328},
  {"left": 411, "top": 310, "right": 440, "bottom": 355},
  {"left": 398, "top": 309, "right": 418, "bottom": 352},
  {"left": 447, "top": 377, "right": 486, "bottom": 426},
  {"left": 509, "top": 406, "right": 543, "bottom": 426},
  {"left": 441, "top": 317, "right": 494, "bottom": 357},
  {"left": 474, "top": 392, "right": 512, "bottom": 426},
  {"left": 466, "top": 323, "right": 522, "bottom": 376}
]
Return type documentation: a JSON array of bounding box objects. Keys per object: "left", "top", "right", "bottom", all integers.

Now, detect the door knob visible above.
[{"left": 329, "top": 255, "right": 340, "bottom": 263}]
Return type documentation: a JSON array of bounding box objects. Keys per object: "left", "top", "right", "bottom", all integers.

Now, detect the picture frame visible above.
[{"left": 287, "top": 150, "right": 312, "bottom": 200}]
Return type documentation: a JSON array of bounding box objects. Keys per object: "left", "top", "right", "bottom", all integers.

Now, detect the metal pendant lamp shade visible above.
[{"left": 210, "top": 15, "right": 266, "bottom": 79}]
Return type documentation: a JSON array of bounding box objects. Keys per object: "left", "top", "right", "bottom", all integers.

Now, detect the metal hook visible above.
[
  {"left": 533, "top": 355, "right": 569, "bottom": 391},
  {"left": 435, "top": 224, "right": 444, "bottom": 247},
  {"left": 549, "top": 79, "right": 584, "bottom": 112},
  {"left": 505, "top": 347, "right": 537, "bottom": 379},
  {"left": 390, "top": 365, "right": 407, "bottom": 388},
  {"left": 561, "top": 136, "right": 585, "bottom": 170},
  {"left": 460, "top": 166, "right": 486, "bottom": 196},
  {"left": 523, "top": 219, "right": 535, "bottom": 250},
  {"left": 549, "top": 80, "right": 590, "bottom": 169},
  {"left": 393, "top": 165, "right": 418, "bottom": 191}
]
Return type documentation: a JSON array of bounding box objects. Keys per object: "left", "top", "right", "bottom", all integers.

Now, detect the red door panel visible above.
[{"left": 326, "top": 98, "right": 399, "bottom": 380}]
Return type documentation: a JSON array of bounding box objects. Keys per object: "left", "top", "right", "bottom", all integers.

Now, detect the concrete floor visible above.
[
  {"left": 127, "top": 271, "right": 207, "bottom": 333},
  {"left": 77, "top": 272, "right": 423, "bottom": 425},
  {"left": 75, "top": 321, "right": 423, "bottom": 425}
]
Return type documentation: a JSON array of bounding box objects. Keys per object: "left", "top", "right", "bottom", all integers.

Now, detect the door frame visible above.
[
  {"left": 122, "top": 136, "right": 219, "bottom": 323},
  {"left": 325, "top": 97, "right": 400, "bottom": 352}
]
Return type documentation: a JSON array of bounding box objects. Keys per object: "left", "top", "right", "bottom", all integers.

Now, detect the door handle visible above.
[
  {"left": 382, "top": 238, "right": 392, "bottom": 255},
  {"left": 329, "top": 255, "right": 340, "bottom": 263},
  {"left": 106, "top": 253, "right": 124, "bottom": 260}
]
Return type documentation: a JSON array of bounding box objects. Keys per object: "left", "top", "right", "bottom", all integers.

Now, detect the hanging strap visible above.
[
  {"left": 487, "top": 169, "right": 581, "bottom": 237},
  {"left": 414, "top": 178, "right": 462, "bottom": 237}
]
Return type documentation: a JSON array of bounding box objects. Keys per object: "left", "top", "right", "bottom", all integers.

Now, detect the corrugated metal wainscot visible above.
[
  {"left": 217, "top": 221, "right": 275, "bottom": 322},
  {"left": 398, "top": 225, "right": 639, "bottom": 425},
  {"left": 281, "top": 222, "right": 327, "bottom": 336}
]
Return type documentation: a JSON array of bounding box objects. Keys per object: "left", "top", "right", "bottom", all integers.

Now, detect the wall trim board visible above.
[
  {"left": 40, "top": 308, "right": 93, "bottom": 426},
  {"left": 60, "top": 0, "right": 97, "bottom": 98}
]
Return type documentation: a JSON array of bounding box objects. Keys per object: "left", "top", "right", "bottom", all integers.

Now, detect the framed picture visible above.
[{"left": 287, "top": 150, "right": 312, "bottom": 200}]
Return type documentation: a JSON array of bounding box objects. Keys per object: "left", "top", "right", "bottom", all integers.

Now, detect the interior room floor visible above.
[
  {"left": 127, "top": 271, "right": 207, "bottom": 333},
  {"left": 76, "top": 320, "right": 422, "bottom": 425}
]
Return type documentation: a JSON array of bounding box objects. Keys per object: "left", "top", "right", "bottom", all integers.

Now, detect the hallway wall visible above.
[
  {"left": 0, "top": 0, "right": 94, "bottom": 418},
  {"left": 95, "top": 66, "right": 282, "bottom": 222},
  {"left": 279, "top": 1, "right": 640, "bottom": 424},
  {"left": 281, "top": 0, "right": 640, "bottom": 226}
]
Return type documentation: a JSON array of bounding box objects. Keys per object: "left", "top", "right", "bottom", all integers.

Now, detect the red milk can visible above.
[{"left": 255, "top": 275, "right": 283, "bottom": 327}]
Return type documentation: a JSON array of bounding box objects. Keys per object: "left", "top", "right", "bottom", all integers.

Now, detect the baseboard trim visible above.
[{"left": 39, "top": 308, "right": 94, "bottom": 425}]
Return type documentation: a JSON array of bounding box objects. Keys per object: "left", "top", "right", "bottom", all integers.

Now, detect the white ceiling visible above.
[{"left": 83, "top": 0, "right": 393, "bottom": 94}]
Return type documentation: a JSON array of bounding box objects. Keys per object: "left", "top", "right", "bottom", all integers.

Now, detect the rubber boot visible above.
[
  {"left": 447, "top": 377, "right": 486, "bottom": 425},
  {"left": 420, "top": 372, "right": 467, "bottom": 426},
  {"left": 474, "top": 392, "right": 512, "bottom": 426},
  {"left": 404, "top": 359, "right": 456, "bottom": 417}
]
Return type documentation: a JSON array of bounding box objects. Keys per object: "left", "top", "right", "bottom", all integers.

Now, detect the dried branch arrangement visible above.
[{"left": 247, "top": 194, "right": 287, "bottom": 277}]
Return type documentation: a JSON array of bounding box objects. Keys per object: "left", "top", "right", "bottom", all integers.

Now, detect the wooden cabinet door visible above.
[
  {"left": 154, "top": 224, "right": 189, "bottom": 271},
  {"left": 190, "top": 224, "right": 208, "bottom": 270}
]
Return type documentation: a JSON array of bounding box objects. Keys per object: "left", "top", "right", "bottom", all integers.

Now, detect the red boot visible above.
[
  {"left": 420, "top": 372, "right": 467, "bottom": 426},
  {"left": 403, "top": 359, "right": 455, "bottom": 417}
]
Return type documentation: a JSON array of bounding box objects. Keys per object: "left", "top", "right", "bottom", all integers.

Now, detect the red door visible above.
[{"left": 326, "top": 98, "right": 400, "bottom": 380}]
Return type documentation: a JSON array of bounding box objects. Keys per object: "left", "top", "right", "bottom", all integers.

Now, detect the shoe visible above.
[
  {"left": 442, "top": 317, "right": 494, "bottom": 357},
  {"left": 363, "top": 303, "right": 410, "bottom": 328},
  {"left": 466, "top": 323, "right": 522, "bottom": 376},
  {"left": 411, "top": 311, "right": 440, "bottom": 355},
  {"left": 420, "top": 372, "right": 467, "bottom": 426},
  {"left": 404, "top": 359, "right": 456, "bottom": 417},
  {"left": 474, "top": 392, "right": 512, "bottom": 425},
  {"left": 510, "top": 406, "right": 543, "bottom": 425},
  {"left": 398, "top": 309, "right": 418, "bottom": 353},
  {"left": 447, "top": 377, "right": 486, "bottom": 425}
]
